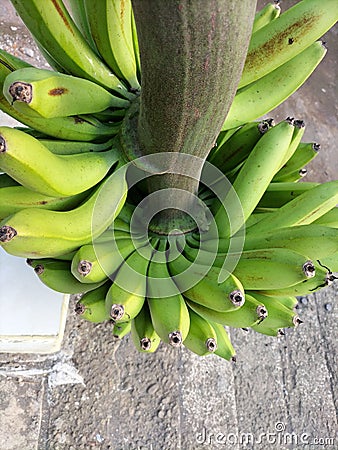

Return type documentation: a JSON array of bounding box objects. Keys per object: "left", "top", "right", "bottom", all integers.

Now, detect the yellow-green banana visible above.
[
  {"left": 215, "top": 119, "right": 295, "bottom": 237},
  {"left": 247, "top": 180, "right": 338, "bottom": 235},
  {"left": 38, "top": 137, "right": 116, "bottom": 155},
  {"left": 244, "top": 224, "right": 338, "bottom": 260},
  {"left": 105, "top": 244, "right": 154, "bottom": 323},
  {"left": 0, "top": 127, "right": 120, "bottom": 196},
  {"left": 209, "top": 321, "right": 236, "bottom": 361},
  {"left": 239, "top": 0, "right": 338, "bottom": 88},
  {"left": 0, "top": 185, "right": 89, "bottom": 221},
  {"left": 147, "top": 241, "right": 190, "bottom": 347},
  {"left": 85, "top": 0, "right": 140, "bottom": 91},
  {"left": 112, "top": 320, "right": 131, "bottom": 339},
  {"left": 313, "top": 207, "right": 338, "bottom": 228},
  {"left": 168, "top": 248, "right": 245, "bottom": 312},
  {"left": 4, "top": 67, "right": 129, "bottom": 118},
  {"left": 186, "top": 293, "right": 268, "bottom": 329},
  {"left": 223, "top": 41, "right": 326, "bottom": 130},
  {"left": 0, "top": 167, "right": 128, "bottom": 258},
  {"left": 183, "top": 308, "right": 218, "bottom": 357},
  {"left": 257, "top": 181, "right": 319, "bottom": 209},
  {"left": 10, "top": 0, "right": 133, "bottom": 98},
  {"left": 131, "top": 303, "right": 161, "bottom": 353},
  {"left": 75, "top": 282, "right": 111, "bottom": 322},
  {"left": 252, "top": 2, "right": 281, "bottom": 34},
  {"left": 27, "top": 258, "right": 104, "bottom": 294},
  {"left": 71, "top": 234, "right": 145, "bottom": 284}
]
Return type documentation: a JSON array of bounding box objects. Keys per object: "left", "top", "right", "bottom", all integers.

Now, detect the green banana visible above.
[
  {"left": 223, "top": 41, "right": 326, "bottom": 130},
  {"left": 85, "top": 0, "right": 140, "bottom": 91},
  {"left": 131, "top": 8, "right": 141, "bottom": 80},
  {"left": 207, "top": 119, "right": 273, "bottom": 176},
  {"left": 66, "top": 0, "right": 98, "bottom": 52},
  {"left": 257, "top": 181, "right": 319, "bottom": 209},
  {"left": 244, "top": 224, "right": 338, "bottom": 260},
  {"left": 71, "top": 234, "right": 145, "bottom": 284},
  {"left": 28, "top": 258, "right": 105, "bottom": 294},
  {"left": 313, "top": 207, "right": 338, "bottom": 228},
  {"left": 186, "top": 246, "right": 323, "bottom": 291},
  {"left": 183, "top": 308, "right": 218, "bottom": 357},
  {"left": 0, "top": 127, "right": 120, "bottom": 196},
  {"left": 0, "top": 167, "right": 128, "bottom": 258},
  {"left": 75, "top": 282, "right": 111, "bottom": 322},
  {"left": 249, "top": 291, "right": 300, "bottom": 330},
  {"left": 38, "top": 137, "right": 116, "bottom": 155},
  {"left": 208, "top": 321, "right": 236, "bottom": 361},
  {"left": 186, "top": 293, "right": 268, "bottom": 329},
  {"left": 0, "top": 55, "right": 117, "bottom": 141},
  {"left": 0, "top": 185, "right": 90, "bottom": 220},
  {"left": 215, "top": 119, "right": 295, "bottom": 237},
  {"left": 239, "top": 0, "right": 338, "bottom": 88},
  {"left": 131, "top": 303, "right": 161, "bottom": 353},
  {"left": 105, "top": 244, "right": 154, "bottom": 323},
  {"left": 247, "top": 180, "right": 338, "bottom": 235},
  {"left": 4, "top": 67, "right": 129, "bottom": 118},
  {"left": 168, "top": 247, "right": 245, "bottom": 312},
  {"left": 147, "top": 241, "right": 190, "bottom": 347},
  {"left": 252, "top": 2, "right": 281, "bottom": 34},
  {"left": 10, "top": 0, "right": 133, "bottom": 98},
  {"left": 112, "top": 320, "right": 131, "bottom": 339},
  {"left": 273, "top": 141, "right": 319, "bottom": 182}
]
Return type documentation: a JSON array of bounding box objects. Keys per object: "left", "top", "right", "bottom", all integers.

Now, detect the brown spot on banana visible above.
[{"left": 48, "top": 87, "right": 68, "bottom": 96}]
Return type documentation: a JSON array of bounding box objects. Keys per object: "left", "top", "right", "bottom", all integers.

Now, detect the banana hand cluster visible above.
[{"left": 0, "top": 0, "right": 336, "bottom": 361}]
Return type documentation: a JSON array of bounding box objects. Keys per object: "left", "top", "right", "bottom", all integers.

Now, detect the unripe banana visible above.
[
  {"left": 257, "top": 181, "right": 319, "bottom": 209},
  {"left": 183, "top": 308, "right": 218, "bottom": 357},
  {"left": 313, "top": 207, "right": 338, "bottom": 228},
  {"left": 38, "top": 137, "right": 116, "bottom": 155},
  {"left": 66, "top": 0, "right": 98, "bottom": 52},
  {"left": 147, "top": 242, "right": 190, "bottom": 347},
  {"left": 247, "top": 180, "right": 338, "bottom": 236},
  {"left": 4, "top": 67, "right": 129, "bottom": 118},
  {"left": 208, "top": 119, "right": 273, "bottom": 176},
  {"left": 0, "top": 50, "right": 118, "bottom": 141},
  {"left": 0, "top": 167, "right": 128, "bottom": 258},
  {"left": 0, "top": 127, "right": 120, "bottom": 197},
  {"left": 71, "top": 234, "right": 145, "bottom": 284},
  {"left": 215, "top": 119, "right": 295, "bottom": 237},
  {"left": 112, "top": 320, "right": 131, "bottom": 339},
  {"left": 131, "top": 304, "right": 161, "bottom": 353},
  {"left": 223, "top": 41, "right": 326, "bottom": 130},
  {"left": 273, "top": 141, "right": 319, "bottom": 182},
  {"left": 27, "top": 258, "right": 104, "bottom": 294},
  {"left": 208, "top": 321, "right": 236, "bottom": 362},
  {"left": 168, "top": 247, "right": 245, "bottom": 313},
  {"left": 244, "top": 224, "right": 338, "bottom": 260},
  {"left": 252, "top": 2, "right": 281, "bottom": 34},
  {"left": 186, "top": 293, "right": 268, "bottom": 329},
  {"left": 10, "top": 0, "right": 133, "bottom": 97},
  {"left": 0, "top": 185, "right": 89, "bottom": 221},
  {"left": 75, "top": 282, "right": 111, "bottom": 323},
  {"left": 249, "top": 291, "right": 301, "bottom": 330},
  {"left": 239, "top": 0, "right": 338, "bottom": 88},
  {"left": 105, "top": 244, "right": 155, "bottom": 323},
  {"left": 85, "top": 0, "right": 140, "bottom": 91},
  {"left": 186, "top": 246, "right": 323, "bottom": 291}
]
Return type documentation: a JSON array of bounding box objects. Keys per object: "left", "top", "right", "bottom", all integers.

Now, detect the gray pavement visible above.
[{"left": 0, "top": 1, "right": 337, "bottom": 449}]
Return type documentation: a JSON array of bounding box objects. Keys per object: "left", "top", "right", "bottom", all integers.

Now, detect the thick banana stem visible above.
[{"left": 130, "top": 0, "right": 257, "bottom": 233}]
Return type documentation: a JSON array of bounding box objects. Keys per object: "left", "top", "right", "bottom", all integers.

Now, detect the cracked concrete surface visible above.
[{"left": 0, "top": 1, "right": 337, "bottom": 449}]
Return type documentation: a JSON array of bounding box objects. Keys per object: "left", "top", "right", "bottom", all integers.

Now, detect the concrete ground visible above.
[{"left": 0, "top": 1, "right": 337, "bottom": 449}]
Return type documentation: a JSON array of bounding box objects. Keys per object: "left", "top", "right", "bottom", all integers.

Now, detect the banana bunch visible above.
[{"left": 0, "top": 0, "right": 336, "bottom": 361}]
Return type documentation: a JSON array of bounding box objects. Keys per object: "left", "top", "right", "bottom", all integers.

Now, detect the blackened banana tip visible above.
[{"left": 0, "top": 225, "right": 17, "bottom": 242}]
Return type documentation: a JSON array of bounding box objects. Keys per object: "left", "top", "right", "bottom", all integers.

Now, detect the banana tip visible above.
[
  {"left": 0, "top": 225, "right": 17, "bottom": 242},
  {"left": 206, "top": 338, "right": 217, "bottom": 353},
  {"left": 77, "top": 260, "right": 92, "bottom": 276},
  {"left": 168, "top": 331, "right": 183, "bottom": 347},
  {"left": 110, "top": 304, "right": 125, "bottom": 321},
  {"left": 9, "top": 81, "right": 32, "bottom": 104}
]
